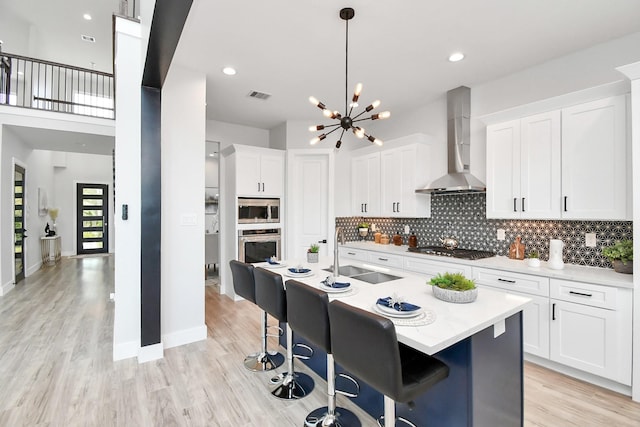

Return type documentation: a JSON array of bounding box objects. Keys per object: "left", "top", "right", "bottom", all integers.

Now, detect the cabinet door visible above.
[
  {"left": 550, "top": 300, "right": 618, "bottom": 381},
  {"left": 236, "top": 152, "right": 262, "bottom": 196},
  {"left": 259, "top": 154, "right": 284, "bottom": 197},
  {"left": 520, "top": 293, "right": 550, "bottom": 358},
  {"left": 520, "top": 111, "right": 561, "bottom": 219},
  {"left": 351, "top": 153, "right": 380, "bottom": 216},
  {"left": 486, "top": 120, "right": 521, "bottom": 218},
  {"left": 380, "top": 149, "right": 402, "bottom": 216},
  {"left": 561, "top": 95, "right": 627, "bottom": 219}
]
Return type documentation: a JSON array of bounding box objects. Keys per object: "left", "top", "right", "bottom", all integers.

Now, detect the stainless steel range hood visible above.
[{"left": 416, "top": 86, "right": 486, "bottom": 195}]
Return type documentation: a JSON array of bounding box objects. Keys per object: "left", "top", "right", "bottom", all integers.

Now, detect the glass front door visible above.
[
  {"left": 14, "top": 165, "right": 26, "bottom": 283},
  {"left": 76, "top": 183, "right": 109, "bottom": 254}
]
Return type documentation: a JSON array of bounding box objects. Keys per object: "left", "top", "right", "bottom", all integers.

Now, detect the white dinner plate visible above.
[
  {"left": 284, "top": 270, "right": 314, "bottom": 278},
  {"left": 373, "top": 303, "right": 422, "bottom": 318},
  {"left": 319, "top": 283, "right": 352, "bottom": 293}
]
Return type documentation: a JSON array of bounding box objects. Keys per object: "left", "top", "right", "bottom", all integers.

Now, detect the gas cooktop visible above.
[{"left": 408, "top": 246, "right": 496, "bottom": 260}]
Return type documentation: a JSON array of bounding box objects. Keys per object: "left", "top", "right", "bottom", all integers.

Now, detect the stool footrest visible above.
[
  {"left": 293, "top": 343, "right": 314, "bottom": 360},
  {"left": 335, "top": 373, "right": 360, "bottom": 398}
]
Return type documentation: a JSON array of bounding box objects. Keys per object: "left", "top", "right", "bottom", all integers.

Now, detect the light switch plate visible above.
[
  {"left": 497, "top": 229, "right": 506, "bottom": 241},
  {"left": 585, "top": 233, "right": 597, "bottom": 247},
  {"left": 404, "top": 225, "right": 410, "bottom": 234}
]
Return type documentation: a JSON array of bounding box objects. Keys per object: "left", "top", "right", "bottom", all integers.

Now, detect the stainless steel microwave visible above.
[{"left": 238, "top": 198, "right": 280, "bottom": 224}]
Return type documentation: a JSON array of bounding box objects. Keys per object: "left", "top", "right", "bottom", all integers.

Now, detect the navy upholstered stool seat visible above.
[
  {"left": 286, "top": 279, "right": 361, "bottom": 427},
  {"left": 254, "top": 267, "right": 314, "bottom": 400},
  {"left": 229, "top": 260, "right": 284, "bottom": 371},
  {"left": 328, "top": 300, "right": 450, "bottom": 427}
]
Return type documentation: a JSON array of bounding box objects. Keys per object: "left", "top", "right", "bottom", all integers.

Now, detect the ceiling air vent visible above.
[
  {"left": 81, "top": 35, "right": 96, "bottom": 43},
  {"left": 248, "top": 90, "right": 271, "bottom": 100}
]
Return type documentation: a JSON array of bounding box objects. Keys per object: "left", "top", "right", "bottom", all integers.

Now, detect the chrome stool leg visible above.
[
  {"left": 377, "top": 395, "right": 418, "bottom": 427},
  {"left": 270, "top": 324, "right": 314, "bottom": 400},
  {"left": 244, "top": 310, "right": 284, "bottom": 371},
  {"left": 304, "top": 354, "right": 361, "bottom": 427}
]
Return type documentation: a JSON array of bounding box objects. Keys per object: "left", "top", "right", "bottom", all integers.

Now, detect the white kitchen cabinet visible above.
[
  {"left": 561, "top": 95, "right": 628, "bottom": 220},
  {"left": 367, "top": 252, "right": 404, "bottom": 269},
  {"left": 236, "top": 149, "right": 284, "bottom": 197},
  {"left": 339, "top": 247, "right": 369, "bottom": 262},
  {"left": 351, "top": 153, "right": 380, "bottom": 216},
  {"left": 404, "top": 256, "right": 472, "bottom": 279},
  {"left": 549, "top": 279, "right": 631, "bottom": 385},
  {"left": 486, "top": 111, "right": 561, "bottom": 219},
  {"left": 473, "top": 267, "right": 550, "bottom": 358},
  {"left": 380, "top": 144, "right": 431, "bottom": 217}
]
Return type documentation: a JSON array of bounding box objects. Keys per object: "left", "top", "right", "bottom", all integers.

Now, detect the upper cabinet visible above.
[
  {"left": 351, "top": 152, "right": 381, "bottom": 216},
  {"left": 380, "top": 144, "right": 431, "bottom": 217},
  {"left": 351, "top": 134, "right": 433, "bottom": 218},
  {"left": 486, "top": 111, "right": 561, "bottom": 219},
  {"left": 561, "top": 96, "right": 628, "bottom": 220},
  {"left": 486, "top": 95, "right": 629, "bottom": 220},
  {"left": 236, "top": 149, "right": 284, "bottom": 197}
]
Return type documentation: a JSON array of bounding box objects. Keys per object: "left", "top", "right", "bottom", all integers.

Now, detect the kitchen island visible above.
[{"left": 267, "top": 255, "right": 530, "bottom": 426}]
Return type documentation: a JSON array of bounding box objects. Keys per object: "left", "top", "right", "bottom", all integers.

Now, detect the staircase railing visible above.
[{"left": 0, "top": 51, "right": 114, "bottom": 119}]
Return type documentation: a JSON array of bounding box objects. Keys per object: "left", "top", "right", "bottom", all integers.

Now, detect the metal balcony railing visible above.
[{"left": 0, "top": 52, "right": 114, "bottom": 119}]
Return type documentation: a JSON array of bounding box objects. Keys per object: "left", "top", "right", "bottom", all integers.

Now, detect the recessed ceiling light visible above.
[
  {"left": 83, "top": 13, "right": 92, "bottom": 20},
  {"left": 222, "top": 67, "right": 236, "bottom": 76},
  {"left": 448, "top": 52, "right": 465, "bottom": 62}
]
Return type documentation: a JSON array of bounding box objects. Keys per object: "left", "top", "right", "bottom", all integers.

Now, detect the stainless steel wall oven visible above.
[{"left": 238, "top": 228, "right": 281, "bottom": 263}]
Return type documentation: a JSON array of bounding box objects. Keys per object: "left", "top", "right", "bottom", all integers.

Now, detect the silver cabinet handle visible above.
[{"left": 513, "top": 198, "right": 517, "bottom": 212}]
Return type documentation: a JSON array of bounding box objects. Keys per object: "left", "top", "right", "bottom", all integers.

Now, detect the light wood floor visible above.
[{"left": 0, "top": 255, "right": 638, "bottom": 426}]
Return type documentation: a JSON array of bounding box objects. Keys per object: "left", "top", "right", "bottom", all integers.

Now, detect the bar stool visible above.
[
  {"left": 328, "top": 300, "right": 450, "bottom": 427},
  {"left": 254, "top": 267, "right": 314, "bottom": 400},
  {"left": 286, "top": 279, "right": 361, "bottom": 427},
  {"left": 229, "top": 260, "right": 284, "bottom": 371}
]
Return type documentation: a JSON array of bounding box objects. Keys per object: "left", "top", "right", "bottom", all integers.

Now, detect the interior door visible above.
[
  {"left": 14, "top": 165, "right": 26, "bottom": 283},
  {"left": 287, "top": 150, "right": 333, "bottom": 259},
  {"left": 76, "top": 183, "right": 109, "bottom": 254}
]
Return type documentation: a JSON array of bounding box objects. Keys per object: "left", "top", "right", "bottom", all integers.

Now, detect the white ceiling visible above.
[
  {"left": 3, "top": 0, "right": 640, "bottom": 137},
  {"left": 5, "top": 125, "right": 115, "bottom": 155},
  {"left": 173, "top": 0, "right": 640, "bottom": 130}
]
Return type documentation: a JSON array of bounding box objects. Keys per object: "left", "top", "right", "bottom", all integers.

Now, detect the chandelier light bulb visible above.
[
  {"left": 365, "top": 99, "right": 381, "bottom": 112},
  {"left": 323, "top": 109, "right": 333, "bottom": 118},
  {"left": 368, "top": 135, "right": 383, "bottom": 146},
  {"left": 372, "top": 111, "right": 391, "bottom": 120},
  {"left": 309, "top": 96, "right": 319, "bottom": 105},
  {"left": 354, "top": 127, "right": 365, "bottom": 138},
  {"left": 310, "top": 133, "right": 327, "bottom": 145},
  {"left": 309, "top": 125, "right": 325, "bottom": 132},
  {"left": 352, "top": 82, "right": 363, "bottom": 102}
]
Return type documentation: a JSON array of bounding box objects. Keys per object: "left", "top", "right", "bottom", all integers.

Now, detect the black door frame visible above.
[
  {"left": 14, "top": 163, "right": 26, "bottom": 283},
  {"left": 76, "top": 183, "right": 109, "bottom": 255}
]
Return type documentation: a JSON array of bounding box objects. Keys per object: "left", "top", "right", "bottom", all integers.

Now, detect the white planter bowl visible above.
[
  {"left": 432, "top": 286, "right": 478, "bottom": 304},
  {"left": 527, "top": 258, "right": 541, "bottom": 268}
]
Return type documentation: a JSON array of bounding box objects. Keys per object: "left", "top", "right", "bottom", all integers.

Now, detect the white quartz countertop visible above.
[
  {"left": 341, "top": 241, "right": 634, "bottom": 289},
  {"left": 259, "top": 256, "right": 530, "bottom": 356}
]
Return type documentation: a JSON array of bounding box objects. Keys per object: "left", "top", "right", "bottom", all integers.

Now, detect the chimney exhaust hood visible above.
[{"left": 416, "top": 86, "right": 486, "bottom": 195}]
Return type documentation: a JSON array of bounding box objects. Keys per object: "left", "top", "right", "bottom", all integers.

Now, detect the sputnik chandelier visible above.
[{"left": 309, "top": 7, "right": 390, "bottom": 149}]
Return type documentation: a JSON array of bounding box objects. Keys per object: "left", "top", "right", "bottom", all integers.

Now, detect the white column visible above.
[
  {"left": 616, "top": 61, "right": 640, "bottom": 402},
  {"left": 112, "top": 16, "right": 142, "bottom": 361}
]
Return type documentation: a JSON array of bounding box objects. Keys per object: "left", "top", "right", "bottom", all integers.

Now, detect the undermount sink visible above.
[
  {"left": 322, "top": 265, "right": 402, "bottom": 284},
  {"left": 350, "top": 271, "right": 402, "bottom": 284},
  {"left": 323, "top": 265, "right": 374, "bottom": 276}
]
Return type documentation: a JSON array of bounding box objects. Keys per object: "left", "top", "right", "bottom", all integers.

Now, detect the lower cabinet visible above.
[{"left": 549, "top": 279, "right": 632, "bottom": 385}]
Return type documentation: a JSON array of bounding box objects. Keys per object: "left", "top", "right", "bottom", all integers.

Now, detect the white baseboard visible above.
[
  {"left": 163, "top": 324, "right": 207, "bottom": 349},
  {"left": 26, "top": 262, "right": 42, "bottom": 277},
  {"left": 113, "top": 340, "right": 140, "bottom": 361},
  {"left": 1, "top": 280, "right": 15, "bottom": 296},
  {"left": 525, "top": 354, "right": 632, "bottom": 396},
  {"left": 138, "top": 343, "right": 164, "bottom": 363}
]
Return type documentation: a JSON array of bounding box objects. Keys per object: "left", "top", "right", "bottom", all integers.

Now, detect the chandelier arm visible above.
[
  {"left": 323, "top": 126, "right": 343, "bottom": 137},
  {"left": 351, "top": 117, "right": 374, "bottom": 123},
  {"left": 351, "top": 110, "right": 370, "bottom": 120}
]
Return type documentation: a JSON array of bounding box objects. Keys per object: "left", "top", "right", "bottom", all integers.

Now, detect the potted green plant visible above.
[
  {"left": 527, "top": 251, "right": 540, "bottom": 268},
  {"left": 602, "top": 240, "right": 633, "bottom": 274},
  {"left": 357, "top": 221, "right": 370, "bottom": 242},
  {"left": 307, "top": 243, "right": 320, "bottom": 263},
  {"left": 429, "top": 272, "right": 478, "bottom": 303}
]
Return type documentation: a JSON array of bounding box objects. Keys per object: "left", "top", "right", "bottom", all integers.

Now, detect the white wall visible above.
[
  {"left": 161, "top": 64, "right": 207, "bottom": 349},
  {"left": 51, "top": 152, "right": 114, "bottom": 255},
  {"left": 206, "top": 119, "right": 270, "bottom": 150}
]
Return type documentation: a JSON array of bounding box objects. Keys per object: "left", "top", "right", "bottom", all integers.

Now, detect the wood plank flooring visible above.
[{"left": 0, "top": 255, "right": 638, "bottom": 426}]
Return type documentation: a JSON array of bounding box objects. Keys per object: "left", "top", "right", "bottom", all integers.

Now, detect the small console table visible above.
[{"left": 40, "top": 236, "right": 62, "bottom": 266}]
